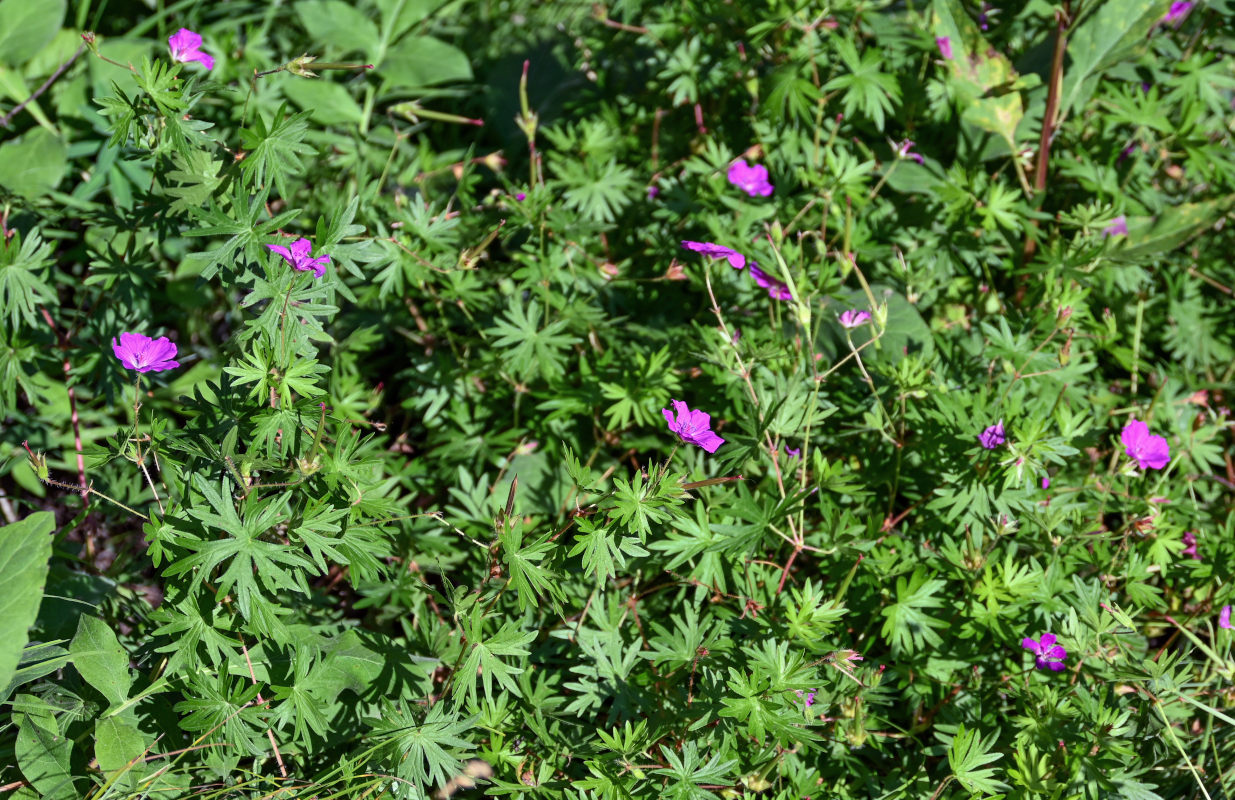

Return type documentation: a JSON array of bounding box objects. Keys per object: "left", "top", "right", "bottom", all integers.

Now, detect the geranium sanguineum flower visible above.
[
  {"left": 1121, "top": 418, "right": 1170, "bottom": 470},
  {"left": 1181, "top": 531, "right": 1200, "bottom": 560},
  {"left": 662, "top": 400, "right": 724, "bottom": 453},
  {"left": 839, "top": 309, "right": 871, "bottom": 328},
  {"left": 267, "top": 238, "right": 330, "bottom": 278},
  {"left": 112, "top": 332, "right": 180, "bottom": 373},
  {"left": 979, "top": 420, "right": 1006, "bottom": 449},
  {"left": 1163, "top": 1, "right": 1192, "bottom": 23},
  {"left": 1220, "top": 606, "right": 1233, "bottom": 629},
  {"left": 680, "top": 240, "right": 746, "bottom": 270},
  {"left": 750, "top": 264, "right": 792, "bottom": 301},
  {"left": 936, "top": 36, "right": 953, "bottom": 59},
  {"left": 727, "top": 160, "right": 774, "bottom": 197},
  {"left": 895, "top": 140, "right": 925, "bottom": 165},
  {"left": 168, "top": 28, "right": 214, "bottom": 71},
  {"left": 1022, "top": 632, "right": 1066, "bottom": 671},
  {"left": 1102, "top": 216, "right": 1128, "bottom": 237}
]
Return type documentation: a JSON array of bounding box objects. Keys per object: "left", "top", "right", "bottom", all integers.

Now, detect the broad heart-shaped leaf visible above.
[
  {"left": 15, "top": 696, "right": 77, "bottom": 800},
  {"left": 95, "top": 714, "right": 149, "bottom": 787},
  {"left": 932, "top": 0, "right": 1023, "bottom": 151},
  {"left": 0, "top": 512, "right": 54, "bottom": 696},
  {"left": 381, "top": 36, "right": 472, "bottom": 90},
  {"left": 296, "top": 0, "right": 381, "bottom": 60},
  {"left": 1059, "top": 0, "right": 1173, "bottom": 120},
  {"left": 70, "top": 615, "right": 131, "bottom": 707},
  {"left": 0, "top": 0, "right": 65, "bottom": 66}
]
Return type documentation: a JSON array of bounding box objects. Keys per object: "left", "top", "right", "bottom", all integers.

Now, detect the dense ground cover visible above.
[{"left": 1, "top": 0, "right": 1233, "bottom": 797}]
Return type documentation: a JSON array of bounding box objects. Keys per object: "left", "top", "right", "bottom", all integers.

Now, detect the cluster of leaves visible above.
[{"left": 1, "top": 0, "right": 1233, "bottom": 798}]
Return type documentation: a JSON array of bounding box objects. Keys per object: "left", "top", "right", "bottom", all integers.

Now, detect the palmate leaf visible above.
[
  {"left": 454, "top": 606, "right": 535, "bottom": 708},
  {"left": 498, "top": 522, "right": 564, "bottom": 612},
  {"left": 370, "top": 701, "right": 475, "bottom": 793},
  {"left": 880, "top": 567, "right": 948, "bottom": 654},
  {"left": 485, "top": 298, "right": 578, "bottom": 381},
  {"left": 947, "top": 724, "right": 1008, "bottom": 794},
  {"left": 185, "top": 181, "right": 303, "bottom": 280},
  {"left": 0, "top": 228, "right": 56, "bottom": 330},
  {"left": 656, "top": 741, "right": 738, "bottom": 800},
  {"left": 239, "top": 105, "right": 315, "bottom": 201}
]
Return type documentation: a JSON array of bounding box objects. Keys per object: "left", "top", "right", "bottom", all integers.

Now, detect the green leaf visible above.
[
  {"left": 0, "top": 128, "right": 66, "bottom": 198},
  {"left": 282, "top": 78, "right": 365, "bottom": 127},
  {"left": 95, "top": 716, "right": 149, "bottom": 785},
  {"left": 0, "top": 512, "right": 54, "bottom": 696},
  {"left": 297, "top": 0, "right": 381, "bottom": 60},
  {"left": 879, "top": 567, "right": 948, "bottom": 654},
  {"left": 0, "top": 0, "right": 65, "bottom": 66},
  {"left": 1059, "top": 0, "right": 1171, "bottom": 119},
  {"left": 948, "top": 724, "right": 1009, "bottom": 794},
  {"left": 15, "top": 697, "right": 77, "bottom": 800},
  {"left": 381, "top": 36, "right": 472, "bottom": 89},
  {"left": 239, "top": 106, "right": 315, "bottom": 201},
  {"left": 455, "top": 608, "right": 534, "bottom": 707},
  {"left": 70, "top": 615, "right": 131, "bottom": 707}
]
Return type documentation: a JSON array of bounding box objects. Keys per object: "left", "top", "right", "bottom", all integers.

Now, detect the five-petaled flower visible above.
[
  {"left": 1022, "top": 632, "right": 1067, "bottom": 671},
  {"left": 895, "top": 140, "right": 925, "bottom": 165},
  {"left": 750, "top": 264, "right": 792, "bottom": 301},
  {"left": 1220, "top": 606, "right": 1233, "bottom": 629},
  {"left": 1163, "top": 1, "right": 1192, "bottom": 23},
  {"left": 112, "top": 332, "right": 180, "bottom": 373},
  {"left": 168, "top": 28, "right": 214, "bottom": 71},
  {"left": 936, "top": 36, "right": 953, "bottom": 59},
  {"left": 662, "top": 400, "right": 724, "bottom": 453},
  {"left": 979, "top": 420, "right": 1006, "bottom": 449},
  {"left": 1102, "top": 216, "right": 1128, "bottom": 237},
  {"left": 267, "top": 238, "right": 330, "bottom": 278},
  {"left": 839, "top": 309, "right": 871, "bottom": 328},
  {"left": 727, "top": 159, "right": 774, "bottom": 197},
  {"left": 1121, "top": 418, "right": 1170, "bottom": 470},
  {"left": 681, "top": 240, "right": 746, "bottom": 270}
]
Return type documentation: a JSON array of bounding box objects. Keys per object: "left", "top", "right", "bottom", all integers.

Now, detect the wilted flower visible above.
[
  {"left": 1121, "top": 418, "right": 1170, "bottom": 470},
  {"left": 1022, "top": 632, "right": 1067, "bottom": 671},
  {"left": 662, "top": 400, "right": 725, "bottom": 453},
  {"left": 895, "top": 140, "right": 925, "bottom": 165},
  {"left": 1102, "top": 216, "right": 1128, "bottom": 237},
  {"left": 168, "top": 28, "right": 214, "bottom": 70},
  {"left": 749, "top": 264, "right": 792, "bottom": 301},
  {"left": 1163, "top": 1, "right": 1192, "bottom": 23},
  {"left": 936, "top": 36, "right": 953, "bottom": 59},
  {"left": 112, "top": 332, "right": 180, "bottom": 373},
  {"left": 680, "top": 240, "right": 746, "bottom": 269},
  {"left": 1181, "top": 531, "right": 1200, "bottom": 560},
  {"left": 839, "top": 309, "right": 871, "bottom": 328},
  {"left": 1220, "top": 606, "right": 1233, "bottom": 629},
  {"left": 727, "top": 159, "right": 774, "bottom": 197},
  {"left": 267, "top": 238, "right": 330, "bottom": 279},
  {"left": 979, "top": 420, "right": 1006, "bottom": 449}
]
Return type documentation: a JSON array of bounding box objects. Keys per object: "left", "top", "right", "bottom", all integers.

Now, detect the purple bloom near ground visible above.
[
  {"left": 515, "top": 192, "right": 526, "bottom": 201},
  {"left": 749, "top": 265, "right": 792, "bottom": 301},
  {"left": 662, "top": 400, "right": 724, "bottom": 453},
  {"left": 1121, "top": 418, "right": 1170, "bottom": 470},
  {"left": 112, "top": 332, "right": 180, "bottom": 373},
  {"left": 168, "top": 28, "right": 214, "bottom": 70},
  {"left": 839, "top": 309, "right": 871, "bottom": 328},
  {"left": 1221, "top": 606, "right": 1233, "bottom": 629},
  {"left": 1022, "top": 632, "right": 1067, "bottom": 671},
  {"left": 267, "top": 238, "right": 331, "bottom": 278},
  {"left": 727, "top": 159, "right": 774, "bottom": 197},
  {"left": 1163, "top": 1, "right": 1192, "bottom": 23},
  {"left": 936, "top": 36, "right": 953, "bottom": 59},
  {"left": 680, "top": 240, "right": 746, "bottom": 269},
  {"left": 1042, "top": 476, "right": 1050, "bottom": 490},
  {"left": 795, "top": 689, "right": 817, "bottom": 707},
  {"left": 1102, "top": 216, "right": 1128, "bottom": 237},
  {"left": 979, "top": 420, "right": 1006, "bottom": 449},
  {"left": 896, "top": 140, "right": 925, "bottom": 165},
  {"left": 1181, "top": 531, "right": 1200, "bottom": 560}
]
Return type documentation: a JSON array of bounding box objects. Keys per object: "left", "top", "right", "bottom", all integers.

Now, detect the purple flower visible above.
[
  {"left": 978, "top": 420, "right": 1006, "bottom": 450},
  {"left": 1181, "top": 531, "right": 1200, "bottom": 561},
  {"left": 1022, "top": 632, "right": 1067, "bottom": 671},
  {"left": 727, "top": 160, "right": 774, "bottom": 197},
  {"left": 680, "top": 240, "right": 746, "bottom": 270},
  {"left": 168, "top": 28, "right": 214, "bottom": 71},
  {"left": 839, "top": 309, "right": 871, "bottom": 328},
  {"left": 267, "top": 238, "right": 330, "bottom": 279},
  {"left": 112, "top": 332, "right": 180, "bottom": 373},
  {"left": 1120, "top": 418, "right": 1170, "bottom": 470},
  {"left": 515, "top": 192, "right": 526, "bottom": 201},
  {"left": 1041, "top": 476, "right": 1050, "bottom": 490},
  {"left": 1102, "top": 216, "right": 1128, "bottom": 237},
  {"left": 1221, "top": 606, "right": 1233, "bottom": 629},
  {"left": 794, "top": 689, "right": 817, "bottom": 707},
  {"left": 1163, "top": 1, "right": 1192, "bottom": 23},
  {"left": 785, "top": 445, "right": 801, "bottom": 458},
  {"left": 936, "top": 36, "right": 953, "bottom": 60},
  {"left": 647, "top": 185, "right": 659, "bottom": 199},
  {"left": 895, "top": 140, "right": 925, "bottom": 165},
  {"left": 749, "top": 264, "right": 792, "bottom": 301},
  {"left": 662, "top": 400, "right": 724, "bottom": 454}
]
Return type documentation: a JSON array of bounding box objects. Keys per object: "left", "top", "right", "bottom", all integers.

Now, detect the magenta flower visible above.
[
  {"left": 1181, "top": 531, "right": 1200, "bottom": 561},
  {"left": 936, "top": 36, "right": 953, "bottom": 59},
  {"left": 978, "top": 420, "right": 1006, "bottom": 449},
  {"left": 112, "top": 332, "right": 180, "bottom": 373},
  {"left": 839, "top": 309, "right": 871, "bottom": 328},
  {"left": 168, "top": 28, "right": 214, "bottom": 71},
  {"left": 267, "top": 238, "right": 330, "bottom": 279},
  {"left": 785, "top": 445, "right": 801, "bottom": 458},
  {"left": 647, "top": 185, "right": 660, "bottom": 199},
  {"left": 515, "top": 192, "right": 526, "bottom": 201},
  {"left": 1121, "top": 418, "right": 1170, "bottom": 470},
  {"left": 662, "top": 400, "right": 724, "bottom": 453},
  {"left": 895, "top": 140, "right": 925, "bottom": 165},
  {"left": 1163, "top": 1, "right": 1192, "bottom": 23},
  {"left": 1022, "top": 632, "right": 1067, "bottom": 671},
  {"left": 794, "top": 689, "right": 817, "bottom": 707},
  {"left": 1102, "top": 216, "right": 1128, "bottom": 237},
  {"left": 727, "top": 159, "right": 774, "bottom": 197},
  {"left": 1041, "top": 476, "right": 1050, "bottom": 490},
  {"left": 1221, "top": 606, "right": 1233, "bottom": 629},
  {"left": 680, "top": 240, "right": 746, "bottom": 270},
  {"left": 750, "top": 265, "right": 792, "bottom": 301}
]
